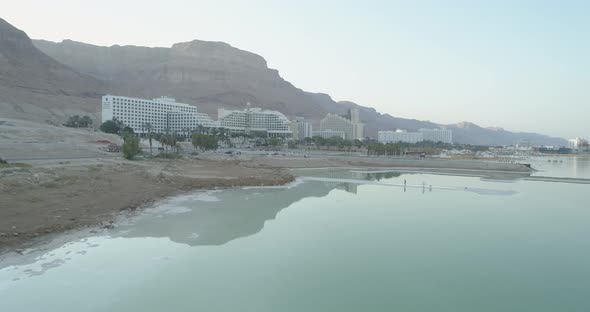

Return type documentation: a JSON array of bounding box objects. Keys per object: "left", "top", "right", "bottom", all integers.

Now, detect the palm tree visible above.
[
  {"left": 183, "top": 127, "right": 191, "bottom": 141},
  {"left": 143, "top": 122, "right": 154, "bottom": 157}
]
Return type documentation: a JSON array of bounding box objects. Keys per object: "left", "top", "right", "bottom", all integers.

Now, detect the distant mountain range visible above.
[{"left": 0, "top": 17, "right": 566, "bottom": 146}]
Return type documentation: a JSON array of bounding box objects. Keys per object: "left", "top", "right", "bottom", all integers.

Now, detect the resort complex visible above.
[
  {"left": 102, "top": 95, "right": 292, "bottom": 137},
  {"left": 378, "top": 128, "right": 453, "bottom": 144},
  {"left": 102, "top": 95, "right": 370, "bottom": 141},
  {"left": 102, "top": 95, "right": 466, "bottom": 146}
]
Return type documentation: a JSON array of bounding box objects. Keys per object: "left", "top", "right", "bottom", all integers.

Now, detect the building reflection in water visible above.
[{"left": 115, "top": 180, "right": 361, "bottom": 247}]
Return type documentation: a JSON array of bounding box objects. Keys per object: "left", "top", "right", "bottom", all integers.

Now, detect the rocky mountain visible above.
[
  {"left": 0, "top": 18, "right": 104, "bottom": 122},
  {"left": 449, "top": 122, "right": 566, "bottom": 146},
  {"left": 0, "top": 17, "right": 566, "bottom": 145},
  {"left": 32, "top": 38, "right": 324, "bottom": 119}
]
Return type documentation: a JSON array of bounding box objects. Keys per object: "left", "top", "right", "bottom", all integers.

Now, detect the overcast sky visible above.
[{"left": 4, "top": 0, "right": 588, "bottom": 138}]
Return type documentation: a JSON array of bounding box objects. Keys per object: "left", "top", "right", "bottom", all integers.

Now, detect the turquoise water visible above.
[{"left": 1, "top": 170, "right": 589, "bottom": 311}]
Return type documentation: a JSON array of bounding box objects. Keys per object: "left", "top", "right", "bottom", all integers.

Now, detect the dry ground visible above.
[{"left": 0, "top": 157, "right": 293, "bottom": 249}]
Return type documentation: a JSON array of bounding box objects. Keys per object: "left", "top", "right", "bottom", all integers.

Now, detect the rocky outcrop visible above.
[
  {"left": 32, "top": 39, "right": 324, "bottom": 119},
  {"left": 0, "top": 18, "right": 104, "bottom": 122},
  {"left": 0, "top": 18, "right": 102, "bottom": 97}
]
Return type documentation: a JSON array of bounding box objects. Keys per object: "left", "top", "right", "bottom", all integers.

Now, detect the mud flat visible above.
[
  {"left": 0, "top": 158, "right": 293, "bottom": 250},
  {"left": 247, "top": 155, "right": 534, "bottom": 173}
]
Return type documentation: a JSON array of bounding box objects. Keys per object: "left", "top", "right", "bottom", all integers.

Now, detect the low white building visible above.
[
  {"left": 378, "top": 129, "right": 423, "bottom": 144},
  {"left": 312, "top": 130, "right": 346, "bottom": 140},
  {"left": 218, "top": 106, "right": 291, "bottom": 137},
  {"left": 101, "top": 95, "right": 218, "bottom": 134},
  {"left": 419, "top": 128, "right": 453, "bottom": 144}
]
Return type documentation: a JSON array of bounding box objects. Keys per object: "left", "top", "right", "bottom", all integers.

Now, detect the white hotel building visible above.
[
  {"left": 312, "top": 130, "right": 346, "bottom": 139},
  {"left": 378, "top": 128, "right": 453, "bottom": 144},
  {"left": 101, "top": 95, "right": 218, "bottom": 134},
  {"left": 419, "top": 128, "right": 453, "bottom": 144},
  {"left": 319, "top": 108, "right": 364, "bottom": 140},
  {"left": 290, "top": 117, "right": 313, "bottom": 141},
  {"left": 378, "top": 129, "right": 423, "bottom": 144},
  {"left": 218, "top": 106, "right": 292, "bottom": 137}
]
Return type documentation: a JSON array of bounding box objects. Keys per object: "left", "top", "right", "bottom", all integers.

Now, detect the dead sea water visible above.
[{"left": 1, "top": 167, "right": 589, "bottom": 311}]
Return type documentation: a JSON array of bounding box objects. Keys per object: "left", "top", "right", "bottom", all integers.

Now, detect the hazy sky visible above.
[{"left": 4, "top": 0, "right": 589, "bottom": 138}]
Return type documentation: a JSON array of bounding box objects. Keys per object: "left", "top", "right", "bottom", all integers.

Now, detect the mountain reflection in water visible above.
[{"left": 115, "top": 180, "right": 356, "bottom": 246}]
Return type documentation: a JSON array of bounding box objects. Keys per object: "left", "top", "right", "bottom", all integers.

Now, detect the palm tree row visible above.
[{"left": 141, "top": 123, "right": 235, "bottom": 154}]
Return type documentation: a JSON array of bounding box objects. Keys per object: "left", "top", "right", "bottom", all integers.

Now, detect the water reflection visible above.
[
  {"left": 115, "top": 181, "right": 354, "bottom": 246},
  {"left": 531, "top": 156, "right": 590, "bottom": 178},
  {"left": 359, "top": 171, "right": 402, "bottom": 181}
]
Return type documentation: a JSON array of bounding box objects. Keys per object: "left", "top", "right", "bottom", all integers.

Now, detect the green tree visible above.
[
  {"left": 158, "top": 132, "right": 178, "bottom": 153},
  {"left": 143, "top": 122, "right": 154, "bottom": 157},
  {"left": 268, "top": 138, "right": 281, "bottom": 146},
  {"left": 100, "top": 118, "right": 124, "bottom": 134},
  {"left": 81, "top": 115, "right": 93, "bottom": 127},
  {"left": 122, "top": 126, "right": 134, "bottom": 136},
  {"left": 64, "top": 115, "right": 92, "bottom": 128},
  {"left": 122, "top": 134, "right": 141, "bottom": 160},
  {"left": 192, "top": 134, "right": 218, "bottom": 151}
]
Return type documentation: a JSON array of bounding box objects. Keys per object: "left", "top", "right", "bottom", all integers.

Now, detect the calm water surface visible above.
[
  {"left": 1, "top": 169, "right": 589, "bottom": 312},
  {"left": 528, "top": 156, "right": 590, "bottom": 178}
]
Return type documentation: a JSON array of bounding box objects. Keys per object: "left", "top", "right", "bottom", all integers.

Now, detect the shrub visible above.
[
  {"left": 191, "top": 134, "right": 218, "bottom": 151},
  {"left": 100, "top": 118, "right": 125, "bottom": 134},
  {"left": 122, "top": 135, "right": 141, "bottom": 160},
  {"left": 64, "top": 115, "right": 93, "bottom": 128}
]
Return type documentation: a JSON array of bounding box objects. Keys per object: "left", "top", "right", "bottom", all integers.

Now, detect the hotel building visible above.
[
  {"left": 101, "top": 95, "right": 218, "bottom": 134},
  {"left": 319, "top": 108, "right": 364, "bottom": 140},
  {"left": 312, "top": 130, "right": 346, "bottom": 140},
  {"left": 568, "top": 138, "right": 589, "bottom": 150},
  {"left": 419, "top": 128, "right": 453, "bottom": 144},
  {"left": 217, "top": 106, "right": 292, "bottom": 137},
  {"left": 378, "top": 128, "right": 453, "bottom": 144},
  {"left": 290, "top": 117, "right": 313, "bottom": 141},
  {"left": 378, "top": 130, "right": 423, "bottom": 144}
]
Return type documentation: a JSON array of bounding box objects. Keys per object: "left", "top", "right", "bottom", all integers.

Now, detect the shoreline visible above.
[
  {"left": 1, "top": 154, "right": 536, "bottom": 252},
  {"left": 0, "top": 157, "right": 294, "bottom": 252}
]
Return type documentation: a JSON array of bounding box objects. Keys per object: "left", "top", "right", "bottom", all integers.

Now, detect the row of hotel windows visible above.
[{"left": 111, "top": 102, "right": 196, "bottom": 111}]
